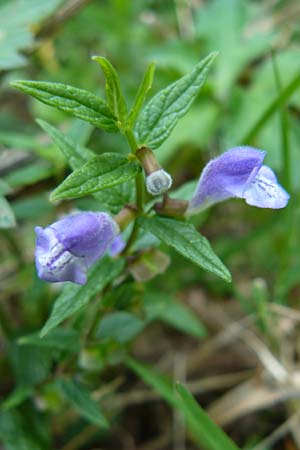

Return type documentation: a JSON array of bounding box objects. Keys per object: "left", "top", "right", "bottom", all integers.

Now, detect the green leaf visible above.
[
  {"left": 36, "top": 119, "right": 94, "bottom": 170},
  {"left": 126, "top": 358, "right": 241, "bottom": 450},
  {"left": 11, "top": 80, "right": 118, "bottom": 132},
  {"left": 0, "top": 410, "right": 43, "bottom": 450},
  {"left": 144, "top": 293, "right": 206, "bottom": 339},
  {"left": 4, "top": 161, "right": 54, "bottom": 188},
  {"left": 97, "top": 311, "right": 145, "bottom": 343},
  {"left": 19, "top": 328, "right": 80, "bottom": 352},
  {"left": 2, "top": 386, "right": 34, "bottom": 410},
  {"left": 50, "top": 153, "right": 140, "bottom": 201},
  {"left": 93, "top": 56, "right": 127, "bottom": 121},
  {"left": 242, "top": 71, "right": 300, "bottom": 143},
  {"left": 135, "top": 52, "right": 217, "bottom": 149},
  {"left": 125, "top": 357, "right": 177, "bottom": 407},
  {"left": 175, "top": 382, "right": 240, "bottom": 450},
  {"left": 40, "top": 257, "right": 125, "bottom": 337},
  {"left": 127, "top": 62, "right": 155, "bottom": 128},
  {"left": 10, "top": 343, "right": 52, "bottom": 387},
  {"left": 56, "top": 378, "right": 108, "bottom": 428},
  {"left": 138, "top": 216, "right": 231, "bottom": 282},
  {"left": 0, "top": 197, "right": 16, "bottom": 228},
  {"left": 92, "top": 181, "right": 135, "bottom": 214}
]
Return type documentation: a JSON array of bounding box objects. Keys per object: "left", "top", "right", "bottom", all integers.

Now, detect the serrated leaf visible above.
[
  {"left": 41, "top": 257, "right": 125, "bottom": 337},
  {"left": 92, "top": 181, "right": 135, "bottom": 214},
  {"left": 0, "top": 196, "right": 16, "bottom": 228},
  {"left": 135, "top": 52, "right": 217, "bottom": 149},
  {"left": 175, "top": 383, "right": 240, "bottom": 450},
  {"left": 19, "top": 328, "right": 80, "bottom": 352},
  {"left": 36, "top": 119, "right": 94, "bottom": 170},
  {"left": 144, "top": 293, "right": 206, "bottom": 339},
  {"left": 138, "top": 216, "right": 231, "bottom": 282},
  {"left": 50, "top": 153, "right": 140, "bottom": 201},
  {"left": 11, "top": 80, "right": 118, "bottom": 132},
  {"left": 56, "top": 378, "right": 108, "bottom": 428},
  {"left": 127, "top": 62, "right": 155, "bottom": 128},
  {"left": 93, "top": 56, "right": 127, "bottom": 121}
]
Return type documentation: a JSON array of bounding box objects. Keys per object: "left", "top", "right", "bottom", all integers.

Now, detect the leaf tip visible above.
[{"left": 39, "top": 328, "right": 48, "bottom": 338}]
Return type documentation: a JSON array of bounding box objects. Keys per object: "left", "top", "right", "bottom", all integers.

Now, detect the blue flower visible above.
[
  {"left": 35, "top": 212, "right": 118, "bottom": 285},
  {"left": 188, "top": 146, "right": 290, "bottom": 214}
]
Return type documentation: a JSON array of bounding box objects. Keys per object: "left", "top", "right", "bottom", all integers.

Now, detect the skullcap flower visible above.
[
  {"left": 109, "top": 235, "right": 126, "bottom": 256},
  {"left": 188, "top": 146, "right": 290, "bottom": 214},
  {"left": 35, "top": 212, "right": 118, "bottom": 285}
]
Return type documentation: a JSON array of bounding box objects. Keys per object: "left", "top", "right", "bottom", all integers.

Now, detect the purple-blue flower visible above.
[
  {"left": 35, "top": 212, "right": 118, "bottom": 285},
  {"left": 109, "top": 235, "right": 126, "bottom": 256},
  {"left": 188, "top": 146, "right": 290, "bottom": 214}
]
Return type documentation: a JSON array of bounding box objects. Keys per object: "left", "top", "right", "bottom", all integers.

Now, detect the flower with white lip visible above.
[
  {"left": 35, "top": 212, "right": 118, "bottom": 285},
  {"left": 188, "top": 146, "right": 290, "bottom": 214}
]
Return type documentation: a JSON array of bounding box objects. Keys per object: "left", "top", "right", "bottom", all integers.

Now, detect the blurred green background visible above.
[{"left": 1, "top": 1, "right": 300, "bottom": 449}]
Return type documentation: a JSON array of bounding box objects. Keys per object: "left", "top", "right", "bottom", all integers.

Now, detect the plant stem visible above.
[{"left": 123, "top": 129, "right": 145, "bottom": 253}]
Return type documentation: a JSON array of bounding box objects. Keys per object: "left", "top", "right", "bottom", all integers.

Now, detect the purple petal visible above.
[
  {"left": 188, "top": 146, "right": 266, "bottom": 213},
  {"left": 109, "top": 235, "right": 126, "bottom": 256},
  {"left": 243, "top": 165, "right": 290, "bottom": 209},
  {"left": 35, "top": 226, "right": 88, "bottom": 284},
  {"left": 50, "top": 212, "right": 118, "bottom": 265},
  {"left": 35, "top": 212, "right": 119, "bottom": 285}
]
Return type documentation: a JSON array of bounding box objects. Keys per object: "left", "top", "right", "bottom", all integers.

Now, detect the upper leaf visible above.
[
  {"left": 93, "top": 56, "right": 127, "bottom": 121},
  {"left": 11, "top": 80, "right": 118, "bottom": 132},
  {"left": 138, "top": 216, "right": 231, "bottom": 282},
  {"left": 126, "top": 62, "right": 155, "bottom": 129},
  {"left": 40, "top": 257, "right": 125, "bottom": 337},
  {"left": 50, "top": 153, "right": 141, "bottom": 201},
  {"left": 135, "top": 52, "right": 217, "bottom": 149}
]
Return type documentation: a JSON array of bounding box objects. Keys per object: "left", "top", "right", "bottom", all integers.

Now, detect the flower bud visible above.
[
  {"left": 136, "top": 146, "right": 172, "bottom": 196},
  {"left": 146, "top": 169, "right": 173, "bottom": 196},
  {"left": 35, "top": 212, "right": 118, "bottom": 285}
]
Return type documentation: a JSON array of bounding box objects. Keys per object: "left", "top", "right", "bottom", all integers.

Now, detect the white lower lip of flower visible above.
[
  {"left": 146, "top": 169, "right": 172, "bottom": 196},
  {"left": 37, "top": 239, "right": 82, "bottom": 278}
]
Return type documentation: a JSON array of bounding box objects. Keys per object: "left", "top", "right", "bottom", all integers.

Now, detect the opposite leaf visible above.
[
  {"left": 127, "top": 62, "right": 156, "bottom": 129},
  {"left": 138, "top": 216, "right": 231, "bottom": 282},
  {"left": 135, "top": 52, "right": 217, "bottom": 149},
  {"left": 11, "top": 81, "right": 118, "bottom": 132},
  {"left": 93, "top": 56, "right": 127, "bottom": 121},
  {"left": 51, "top": 153, "right": 141, "bottom": 201}
]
